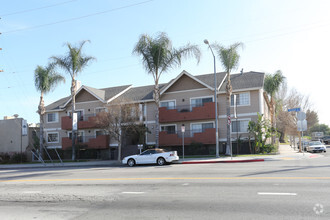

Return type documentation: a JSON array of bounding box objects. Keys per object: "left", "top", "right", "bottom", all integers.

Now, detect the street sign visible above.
[
  {"left": 288, "top": 108, "right": 301, "bottom": 112},
  {"left": 297, "top": 119, "right": 307, "bottom": 131},
  {"left": 297, "top": 111, "right": 306, "bottom": 121}
]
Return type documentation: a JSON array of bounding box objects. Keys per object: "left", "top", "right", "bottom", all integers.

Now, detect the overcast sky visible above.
[{"left": 1, "top": 0, "right": 330, "bottom": 126}]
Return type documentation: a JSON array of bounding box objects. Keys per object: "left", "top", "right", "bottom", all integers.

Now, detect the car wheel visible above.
[
  {"left": 157, "top": 157, "right": 166, "bottom": 166},
  {"left": 127, "top": 158, "right": 135, "bottom": 167}
]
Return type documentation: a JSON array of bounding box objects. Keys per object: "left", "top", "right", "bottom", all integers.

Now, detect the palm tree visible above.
[
  {"left": 263, "top": 70, "right": 285, "bottom": 144},
  {"left": 51, "top": 40, "right": 95, "bottom": 160},
  {"left": 133, "top": 32, "right": 201, "bottom": 147},
  {"left": 34, "top": 63, "right": 65, "bottom": 159},
  {"left": 213, "top": 42, "right": 243, "bottom": 155}
]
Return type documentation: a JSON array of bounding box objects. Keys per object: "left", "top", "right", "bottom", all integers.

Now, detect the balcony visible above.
[
  {"left": 159, "top": 102, "right": 215, "bottom": 123},
  {"left": 61, "top": 135, "right": 109, "bottom": 150},
  {"left": 159, "top": 128, "right": 216, "bottom": 146},
  {"left": 61, "top": 113, "right": 103, "bottom": 130}
]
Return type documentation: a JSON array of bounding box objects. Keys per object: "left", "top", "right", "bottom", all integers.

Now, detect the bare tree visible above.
[
  {"left": 94, "top": 99, "right": 146, "bottom": 161},
  {"left": 276, "top": 86, "right": 318, "bottom": 142}
]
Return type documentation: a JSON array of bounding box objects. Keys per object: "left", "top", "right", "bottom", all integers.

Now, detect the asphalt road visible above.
[{"left": 0, "top": 150, "right": 329, "bottom": 220}]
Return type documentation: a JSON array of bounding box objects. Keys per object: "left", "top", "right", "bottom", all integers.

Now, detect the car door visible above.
[{"left": 137, "top": 150, "right": 154, "bottom": 164}]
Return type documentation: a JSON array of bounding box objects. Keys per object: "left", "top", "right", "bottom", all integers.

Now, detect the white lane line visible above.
[
  {"left": 182, "top": 183, "right": 189, "bottom": 186},
  {"left": 258, "top": 192, "right": 297, "bottom": 196},
  {"left": 23, "top": 191, "right": 41, "bottom": 194},
  {"left": 122, "top": 192, "right": 145, "bottom": 194}
]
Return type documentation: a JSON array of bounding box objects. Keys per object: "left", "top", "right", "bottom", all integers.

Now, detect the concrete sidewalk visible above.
[
  {"left": 175, "top": 144, "right": 324, "bottom": 164},
  {"left": 0, "top": 144, "right": 324, "bottom": 169}
]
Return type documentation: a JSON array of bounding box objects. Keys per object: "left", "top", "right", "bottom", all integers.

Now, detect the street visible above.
[{"left": 0, "top": 150, "right": 329, "bottom": 220}]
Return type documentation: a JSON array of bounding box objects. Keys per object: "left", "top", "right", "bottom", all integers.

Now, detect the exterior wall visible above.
[
  {"left": 0, "top": 118, "right": 29, "bottom": 154},
  {"left": 75, "top": 89, "right": 99, "bottom": 102},
  {"left": 217, "top": 90, "right": 262, "bottom": 141},
  {"left": 166, "top": 74, "right": 205, "bottom": 92}
]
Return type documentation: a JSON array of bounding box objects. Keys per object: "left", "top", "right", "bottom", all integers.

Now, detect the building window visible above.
[
  {"left": 161, "top": 125, "right": 176, "bottom": 134},
  {"left": 95, "top": 107, "right": 107, "bottom": 114},
  {"left": 232, "top": 120, "right": 249, "bottom": 133},
  {"left": 47, "top": 132, "right": 59, "bottom": 143},
  {"left": 96, "top": 130, "right": 106, "bottom": 136},
  {"left": 160, "top": 100, "right": 176, "bottom": 109},
  {"left": 47, "top": 113, "right": 58, "bottom": 123},
  {"left": 68, "top": 131, "right": 84, "bottom": 143},
  {"left": 68, "top": 110, "right": 84, "bottom": 121},
  {"left": 231, "top": 92, "right": 250, "bottom": 106},
  {"left": 191, "top": 97, "right": 213, "bottom": 108},
  {"left": 191, "top": 122, "right": 214, "bottom": 135}
]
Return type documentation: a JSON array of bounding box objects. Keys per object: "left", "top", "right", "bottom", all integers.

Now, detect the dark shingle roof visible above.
[
  {"left": 195, "top": 72, "right": 227, "bottom": 88},
  {"left": 45, "top": 96, "right": 70, "bottom": 111},
  {"left": 219, "top": 71, "right": 265, "bottom": 92},
  {"left": 194, "top": 71, "right": 264, "bottom": 91}
]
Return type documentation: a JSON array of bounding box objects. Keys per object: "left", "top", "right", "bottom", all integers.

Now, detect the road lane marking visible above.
[
  {"left": 182, "top": 183, "right": 190, "bottom": 186},
  {"left": 122, "top": 192, "right": 145, "bottom": 194},
  {"left": 1, "top": 177, "right": 330, "bottom": 183},
  {"left": 23, "top": 191, "right": 41, "bottom": 194},
  {"left": 280, "top": 157, "right": 294, "bottom": 160},
  {"left": 258, "top": 192, "right": 297, "bottom": 196}
]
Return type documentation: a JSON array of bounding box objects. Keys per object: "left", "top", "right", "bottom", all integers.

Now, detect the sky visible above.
[{"left": 1, "top": 0, "right": 330, "bottom": 126}]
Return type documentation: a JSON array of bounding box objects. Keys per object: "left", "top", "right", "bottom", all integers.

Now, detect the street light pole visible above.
[{"left": 204, "top": 39, "right": 219, "bottom": 158}]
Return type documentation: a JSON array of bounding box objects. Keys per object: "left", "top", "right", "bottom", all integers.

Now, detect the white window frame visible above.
[
  {"left": 160, "top": 99, "right": 176, "bottom": 109},
  {"left": 68, "top": 130, "right": 85, "bottom": 142},
  {"left": 46, "top": 132, "right": 59, "bottom": 143},
  {"left": 94, "top": 107, "right": 107, "bottom": 114},
  {"left": 190, "top": 96, "right": 214, "bottom": 110},
  {"left": 46, "top": 112, "right": 59, "bottom": 123},
  {"left": 190, "top": 121, "right": 215, "bottom": 136},
  {"left": 67, "top": 109, "right": 85, "bottom": 116},
  {"left": 160, "top": 124, "right": 177, "bottom": 134},
  {"left": 231, "top": 92, "right": 250, "bottom": 107},
  {"left": 231, "top": 118, "right": 251, "bottom": 133},
  {"left": 95, "top": 129, "right": 106, "bottom": 137}
]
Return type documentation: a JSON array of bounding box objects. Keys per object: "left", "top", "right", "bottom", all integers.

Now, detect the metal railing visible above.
[
  {"left": 161, "top": 102, "right": 213, "bottom": 112},
  {"left": 162, "top": 128, "right": 213, "bottom": 138}
]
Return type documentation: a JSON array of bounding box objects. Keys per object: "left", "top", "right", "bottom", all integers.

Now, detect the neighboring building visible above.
[
  {"left": 44, "top": 70, "right": 270, "bottom": 159},
  {"left": 0, "top": 116, "right": 29, "bottom": 155}
]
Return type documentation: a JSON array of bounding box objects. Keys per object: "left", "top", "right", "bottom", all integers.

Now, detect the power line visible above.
[
  {"left": 2, "top": 0, "right": 154, "bottom": 34},
  {"left": 0, "top": 0, "right": 79, "bottom": 17}
]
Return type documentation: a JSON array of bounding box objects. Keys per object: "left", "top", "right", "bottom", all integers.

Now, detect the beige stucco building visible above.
[
  {"left": 0, "top": 117, "right": 29, "bottom": 155},
  {"left": 44, "top": 70, "right": 270, "bottom": 159}
]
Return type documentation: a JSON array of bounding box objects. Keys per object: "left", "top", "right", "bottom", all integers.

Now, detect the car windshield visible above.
[{"left": 309, "top": 141, "right": 322, "bottom": 146}]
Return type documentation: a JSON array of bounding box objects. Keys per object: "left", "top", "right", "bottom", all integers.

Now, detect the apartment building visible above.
[{"left": 44, "top": 70, "right": 269, "bottom": 159}]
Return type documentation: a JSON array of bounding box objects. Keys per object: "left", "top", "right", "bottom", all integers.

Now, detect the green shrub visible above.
[{"left": 10, "top": 153, "right": 27, "bottom": 163}]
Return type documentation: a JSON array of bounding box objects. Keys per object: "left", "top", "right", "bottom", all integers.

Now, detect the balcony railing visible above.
[
  {"left": 62, "top": 135, "right": 109, "bottom": 150},
  {"left": 61, "top": 113, "right": 105, "bottom": 130},
  {"left": 159, "top": 102, "right": 215, "bottom": 123},
  {"left": 159, "top": 128, "right": 216, "bottom": 146}
]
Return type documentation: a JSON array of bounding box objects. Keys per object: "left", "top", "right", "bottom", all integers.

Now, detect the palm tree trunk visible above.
[
  {"left": 154, "top": 83, "right": 160, "bottom": 148},
  {"left": 270, "top": 98, "right": 276, "bottom": 145},
  {"left": 38, "top": 94, "right": 45, "bottom": 160},
  {"left": 71, "top": 78, "right": 76, "bottom": 161},
  {"left": 226, "top": 74, "right": 232, "bottom": 155}
]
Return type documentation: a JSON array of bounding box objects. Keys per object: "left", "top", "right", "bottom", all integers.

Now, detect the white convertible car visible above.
[{"left": 122, "top": 149, "right": 179, "bottom": 167}]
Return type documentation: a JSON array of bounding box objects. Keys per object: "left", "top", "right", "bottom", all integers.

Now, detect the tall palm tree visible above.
[
  {"left": 263, "top": 70, "right": 285, "bottom": 144},
  {"left": 34, "top": 63, "right": 65, "bottom": 159},
  {"left": 51, "top": 40, "right": 95, "bottom": 160},
  {"left": 213, "top": 42, "right": 243, "bottom": 155},
  {"left": 133, "top": 32, "right": 201, "bottom": 147}
]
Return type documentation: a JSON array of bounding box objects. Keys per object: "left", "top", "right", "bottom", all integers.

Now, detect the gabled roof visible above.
[
  {"left": 45, "top": 84, "right": 132, "bottom": 112},
  {"left": 160, "top": 70, "right": 214, "bottom": 95},
  {"left": 45, "top": 71, "right": 265, "bottom": 112}
]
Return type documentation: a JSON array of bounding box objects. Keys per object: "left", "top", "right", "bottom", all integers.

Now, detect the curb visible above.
[{"left": 180, "top": 159, "right": 265, "bottom": 164}]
